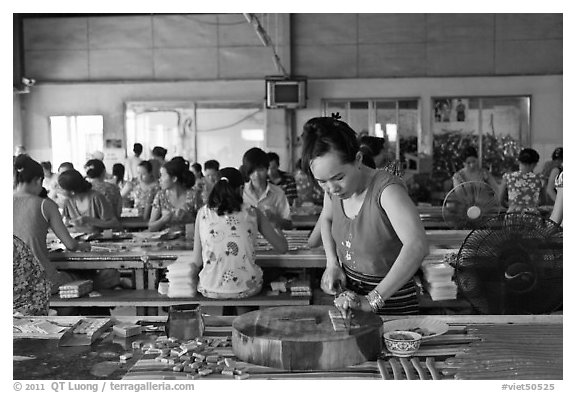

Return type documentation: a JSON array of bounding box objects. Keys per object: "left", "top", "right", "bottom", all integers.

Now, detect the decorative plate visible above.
[{"left": 382, "top": 317, "right": 449, "bottom": 340}]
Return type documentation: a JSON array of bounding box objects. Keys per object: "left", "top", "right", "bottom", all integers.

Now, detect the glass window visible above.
[
  {"left": 126, "top": 110, "right": 180, "bottom": 160},
  {"left": 324, "top": 98, "right": 421, "bottom": 163},
  {"left": 195, "top": 105, "right": 265, "bottom": 168},
  {"left": 431, "top": 96, "right": 530, "bottom": 193},
  {"left": 49, "top": 115, "right": 103, "bottom": 171},
  {"left": 125, "top": 102, "right": 265, "bottom": 168}
]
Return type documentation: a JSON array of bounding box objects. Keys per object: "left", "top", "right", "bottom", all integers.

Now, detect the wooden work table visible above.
[
  {"left": 13, "top": 314, "right": 562, "bottom": 380},
  {"left": 48, "top": 230, "right": 466, "bottom": 291}
]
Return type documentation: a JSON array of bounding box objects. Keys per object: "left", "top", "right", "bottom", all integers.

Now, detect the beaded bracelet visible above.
[{"left": 365, "top": 290, "right": 386, "bottom": 313}]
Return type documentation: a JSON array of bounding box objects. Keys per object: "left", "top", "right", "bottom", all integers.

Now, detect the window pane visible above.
[
  {"left": 195, "top": 107, "right": 265, "bottom": 168},
  {"left": 125, "top": 111, "right": 180, "bottom": 160},
  {"left": 50, "top": 115, "right": 103, "bottom": 171},
  {"left": 398, "top": 100, "right": 419, "bottom": 161},
  {"left": 323, "top": 101, "right": 346, "bottom": 118},
  {"left": 375, "top": 101, "right": 398, "bottom": 160},
  {"left": 348, "top": 101, "right": 369, "bottom": 138},
  {"left": 431, "top": 96, "right": 529, "bottom": 199}
]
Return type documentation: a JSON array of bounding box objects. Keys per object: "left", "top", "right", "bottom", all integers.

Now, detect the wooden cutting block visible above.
[{"left": 232, "top": 305, "right": 383, "bottom": 371}]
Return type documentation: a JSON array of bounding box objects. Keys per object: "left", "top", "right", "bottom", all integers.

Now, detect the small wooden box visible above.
[{"left": 113, "top": 324, "right": 142, "bottom": 337}]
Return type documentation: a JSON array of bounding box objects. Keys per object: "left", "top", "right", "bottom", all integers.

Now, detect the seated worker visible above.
[
  {"left": 544, "top": 147, "right": 562, "bottom": 205},
  {"left": 48, "top": 161, "right": 74, "bottom": 208},
  {"left": 148, "top": 158, "right": 202, "bottom": 231},
  {"left": 85, "top": 159, "right": 122, "bottom": 219},
  {"left": 58, "top": 169, "right": 121, "bottom": 233},
  {"left": 202, "top": 159, "right": 221, "bottom": 204},
  {"left": 294, "top": 158, "right": 324, "bottom": 206},
  {"left": 149, "top": 146, "right": 168, "bottom": 180},
  {"left": 499, "top": 148, "right": 545, "bottom": 214},
  {"left": 190, "top": 162, "right": 206, "bottom": 203},
  {"left": 242, "top": 147, "right": 292, "bottom": 230},
  {"left": 191, "top": 167, "right": 288, "bottom": 299},
  {"left": 40, "top": 161, "right": 58, "bottom": 195},
  {"left": 14, "top": 155, "right": 91, "bottom": 295},
  {"left": 267, "top": 151, "right": 298, "bottom": 206},
  {"left": 549, "top": 171, "right": 563, "bottom": 225},
  {"left": 359, "top": 135, "right": 404, "bottom": 176},
  {"left": 452, "top": 146, "right": 499, "bottom": 191},
  {"left": 122, "top": 160, "right": 160, "bottom": 220}
]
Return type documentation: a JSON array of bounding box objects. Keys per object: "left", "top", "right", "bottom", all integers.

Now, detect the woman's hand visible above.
[
  {"left": 321, "top": 265, "right": 346, "bottom": 295},
  {"left": 333, "top": 291, "right": 372, "bottom": 315}
]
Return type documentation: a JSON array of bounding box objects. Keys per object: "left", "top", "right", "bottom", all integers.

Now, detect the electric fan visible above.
[
  {"left": 442, "top": 181, "right": 501, "bottom": 229},
  {"left": 454, "top": 213, "right": 563, "bottom": 314}
]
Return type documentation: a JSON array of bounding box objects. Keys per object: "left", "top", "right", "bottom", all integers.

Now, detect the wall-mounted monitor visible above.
[{"left": 265, "top": 77, "right": 307, "bottom": 109}]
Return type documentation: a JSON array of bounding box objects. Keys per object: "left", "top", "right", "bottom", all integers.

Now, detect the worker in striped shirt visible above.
[{"left": 267, "top": 152, "right": 298, "bottom": 206}]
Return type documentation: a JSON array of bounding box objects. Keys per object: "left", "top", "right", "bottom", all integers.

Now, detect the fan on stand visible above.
[
  {"left": 454, "top": 213, "right": 562, "bottom": 314},
  {"left": 442, "top": 181, "right": 500, "bottom": 229}
]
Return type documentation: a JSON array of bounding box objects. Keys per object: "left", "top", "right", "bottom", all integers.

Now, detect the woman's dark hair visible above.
[
  {"left": 242, "top": 147, "right": 270, "bottom": 176},
  {"left": 163, "top": 158, "right": 196, "bottom": 189},
  {"left": 112, "top": 163, "right": 125, "bottom": 183},
  {"left": 204, "top": 159, "right": 220, "bottom": 172},
  {"left": 462, "top": 146, "right": 478, "bottom": 160},
  {"left": 58, "top": 162, "right": 74, "bottom": 172},
  {"left": 40, "top": 161, "right": 52, "bottom": 172},
  {"left": 359, "top": 145, "right": 376, "bottom": 169},
  {"left": 552, "top": 147, "right": 563, "bottom": 161},
  {"left": 300, "top": 117, "right": 359, "bottom": 177},
  {"left": 14, "top": 154, "right": 44, "bottom": 184},
  {"left": 39, "top": 187, "right": 49, "bottom": 199},
  {"left": 191, "top": 162, "right": 203, "bottom": 176},
  {"left": 171, "top": 156, "right": 189, "bottom": 169},
  {"left": 58, "top": 169, "right": 92, "bottom": 193},
  {"left": 133, "top": 143, "right": 143, "bottom": 156},
  {"left": 152, "top": 146, "right": 168, "bottom": 159},
  {"left": 266, "top": 151, "right": 280, "bottom": 165},
  {"left": 85, "top": 159, "right": 106, "bottom": 179},
  {"left": 518, "top": 148, "right": 540, "bottom": 165},
  {"left": 359, "top": 136, "right": 385, "bottom": 157},
  {"left": 208, "top": 167, "right": 244, "bottom": 216},
  {"left": 138, "top": 160, "right": 153, "bottom": 174}
]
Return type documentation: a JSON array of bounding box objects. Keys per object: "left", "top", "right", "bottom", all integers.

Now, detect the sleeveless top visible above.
[
  {"left": 13, "top": 193, "right": 59, "bottom": 286},
  {"left": 62, "top": 189, "right": 116, "bottom": 227},
  {"left": 331, "top": 170, "right": 405, "bottom": 277},
  {"left": 197, "top": 203, "right": 263, "bottom": 299}
]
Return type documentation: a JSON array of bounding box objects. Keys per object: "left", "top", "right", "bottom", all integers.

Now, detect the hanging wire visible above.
[
  {"left": 243, "top": 13, "right": 288, "bottom": 77},
  {"left": 196, "top": 109, "right": 262, "bottom": 132}
]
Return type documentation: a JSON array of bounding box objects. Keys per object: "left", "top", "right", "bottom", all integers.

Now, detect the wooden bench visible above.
[{"left": 50, "top": 289, "right": 311, "bottom": 315}]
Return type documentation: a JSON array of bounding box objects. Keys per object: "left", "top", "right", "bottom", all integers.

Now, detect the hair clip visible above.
[
  {"left": 221, "top": 177, "right": 229, "bottom": 183},
  {"left": 331, "top": 112, "right": 342, "bottom": 120},
  {"left": 16, "top": 167, "right": 24, "bottom": 173}
]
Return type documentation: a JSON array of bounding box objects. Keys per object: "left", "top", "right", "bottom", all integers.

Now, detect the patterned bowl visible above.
[{"left": 383, "top": 330, "right": 422, "bottom": 357}]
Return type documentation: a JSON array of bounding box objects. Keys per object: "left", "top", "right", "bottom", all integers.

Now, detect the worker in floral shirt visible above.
[{"left": 499, "top": 148, "right": 545, "bottom": 214}]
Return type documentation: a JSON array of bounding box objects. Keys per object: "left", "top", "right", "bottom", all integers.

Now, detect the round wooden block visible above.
[{"left": 232, "top": 305, "right": 383, "bottom": 371}]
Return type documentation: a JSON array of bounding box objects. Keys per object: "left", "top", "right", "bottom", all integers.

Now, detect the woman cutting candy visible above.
[{"left": 301, "top": 115, "right": 429, "bottom": 315}]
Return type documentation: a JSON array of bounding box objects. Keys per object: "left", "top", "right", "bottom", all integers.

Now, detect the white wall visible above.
[{"left": 20, "top": 74, "right": 562, "bottom": 172}]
